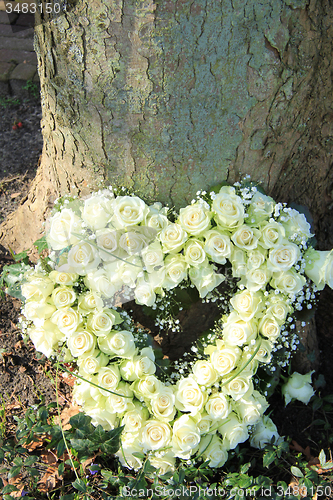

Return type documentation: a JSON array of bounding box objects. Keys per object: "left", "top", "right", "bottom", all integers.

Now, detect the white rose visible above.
[
  {"left": 280, "top": 208, "right": 313, "bottom": 242},
  {"left": 259, "top": 221, "right": 285, "bottom": 249},
  {"left": 178, "top": 202, "right": 211, "bottom": 236},
  {"left": 51, "top": 307, "right": 82, "bottom": 336},
  {"left": 149, "top": 452, "right": 176, "bottom": 474},
  {"left": 52, "top": 286, "right": 76, "bottom": 309},
  {"left": 231, "top": 225, "right": 260, "bottom": 251},
  {"left": 134, "top": 277, "right": 156, "bottom": 306},
  {"left": 210, "top": 344, "right": 241, "bottom": 376},
  {"left": 198, "top": 434, "right": 228, "bottom": 468},
  {"left": 304, "top": 248, "right": 333, "bottom": 290},
  {"left": 107, "top": 382, "right": 134, "bottom": 414},
  {"left": 96, "top": 366, "right": 121, "bottom": 396},
  {"left": 184, "top": 239, "right": 207, "bottom": 267},
  {"left": 145, "top": 202, "right": 169, "bottom": 232},
  {"left": 189, "top": 264, "right": 224, "bottom": 298},
  {"left": 28, "top": 320, "right": 65, "bottom": 357},
  {"left": 21, "top": 276, "right": 54, "bottom": 302},
  {"left": 282, "top": 371, "right": 315, "bottom": 405},
  {"left": 64, "top": 242, "right": 101, "bottom": 275},
  {"left": 205, "top": 393, "right": 230, "bottom": 420},
  {"left": 246, "top": 247, "right": 267, "bottom": 270},
  {"left": 141, "top": 420, "right": 172, "bottom": 451},
  {"left": 235, "top": 396, "right": 263, "bottom": 426},
  {"left": 85, "top": 269, "right": 117, "bottom": 299},
  {"left": 86, "top": 308, "right": 122, "bottom": 336},
  {"left": 265, "top": 296, "right": 291, "bottom": 324},
  {"left": 47, "top": 208, "right": 82, "bottom": 250},
  {"left": 49, "top": 271, "right": 79, "bottom": 285},
  {"left": 141, "top": 241, "right": 164, "bottom": 273},
  {"left": 159, "top": 223, "right": 188, "bottom": 253},
  {"left": 163, "top": 254, "right": 187, "bottom": 290},
  {"left": 112, "top": 195, "right": 148, "bottom": 228},
  {"left": 192, "top": 360, "right": 218, "bottom": 387},
  {"left": 86, "top": 407, "right": 118, "bottom": 432},
  {"left": 221, "top": 370, "right": 253, "bottom": 401},
  {"left": 98, "top": 330, "right": 137, "bottom": 358},
  {"left": 108, "top": 257, "right": 143, "bottom": 290},
  {"left": 95, "top": 228, "right": 120, "bottom": 262},
  {"left": 270, "top": 269, "right": 306, "bottom": 295},
  {"left": 203, "top": 229, "right": 232, "bottom": 264},
  {"left": 247, "top": 338, "right": 273, "bottom": 364},
  {"left": 247, "top": 192, "right": 275, "bottom": 223},
  {"left": 81, "top": 195, "right": 113, "bottom": 230},
  {"left": 259, "top": 315, "right": 280, "bottom": 342},
  {"left": 222, "top": 312, "right": 257, "bottom": 347},
  {"left": 67, "top": 328, "right": 96, "bottom": 357},
  {"left": 175, "top": 377, "right": 206, "bottom": 415},
  {"left": 23, "top": 300, "right": 56, "bottom": 324},
  {"left": 151, "top": 386, "right": 176, "bottom": 421},
  {"left": 134, "top": 347, "right": 156, "bottom": 379},
  {"left": 116, "top": 432, "right": 144, "bottom": 470},
  {"left": 241, "top": 265, "right": 270, "bottom": 292},
  {"left": 212, "top": 186, "right": 244, "bottom": 229},
  {"left": 268, "top": 243, "right": 300, "bottom": 272},
  {"left": 119, "top": 230, "right": 147, "bottom": 256},
  {"left": 77, "top": 291, "right": 104, "bottom": 314},
  {"left": 230, "top": 289, "right": 263, "bottom": 321},
  {"left": 77, "top": 350, "right": 109, "bottom": 375},
  {"left": 171, "top": 415, "right": 201, "bottom": 459},
  {"left": 218, "top": 412, "right": 249, "bottom": 450},
  {"left": 194, "top": 412, "right": 214, "bottom": 435},
  {"left": 122, "top": 404, "right": 149, "bottom": 433},
  {"left": 250, "top": 416, "right": 279, "bottom": 449},
  {"left": 131, "top": 375, "right": 162, "bottom": 400}
]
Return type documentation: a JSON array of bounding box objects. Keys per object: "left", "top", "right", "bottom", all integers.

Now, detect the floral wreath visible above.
[{"left": 14, "top": 180, "right": 333, "bottom": 473}]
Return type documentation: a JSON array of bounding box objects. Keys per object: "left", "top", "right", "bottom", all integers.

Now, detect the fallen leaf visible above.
[
  {"left": 19, "top": 366, "right": 26, "bottom": 373},
  {"left": 23, "top": 436, "right": 45, "bottom": 451},
  {"left": 10, "top": 192, "right": 21, "bottom": 199},
  {"left": 53, "top": 404, "right": 81, "bottom": 430},
  {"left": 40, "top": 450, "right": 58, "bottom": 465},
  {"left": 38, "top": 466, "right": 62, "bottom": 492}
]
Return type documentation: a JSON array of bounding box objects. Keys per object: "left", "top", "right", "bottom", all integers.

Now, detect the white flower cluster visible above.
[{"left": 18, "top": 184, "right": 333, "bottom": 473}]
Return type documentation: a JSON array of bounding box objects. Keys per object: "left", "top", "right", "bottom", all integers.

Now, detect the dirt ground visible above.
[{"left": 0, "top": 96, "right": 333, "bottom": 460}]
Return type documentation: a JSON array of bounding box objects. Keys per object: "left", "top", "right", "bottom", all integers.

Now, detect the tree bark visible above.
[{"left": 0, "top": 0, "right": 332, "bottom": 255}]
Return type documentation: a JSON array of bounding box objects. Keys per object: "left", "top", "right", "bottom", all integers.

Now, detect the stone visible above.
[
  {"left": 0, "top": 35, "right": 34, "bottom": 51},
  {"left": 10, "top": 61, "right": 35, "bottom": 80},
  {"left": 0, "top": 25, "right": 34, "bottom": 37},
  {"left": 0, "top": 60, "right": 14, "bottom": 80},
  {"left": 0, "top": 10, "right": 19, "bottom": 25},
  {"left": 0, "top": 48, "right": 37, "bottom": 64}
]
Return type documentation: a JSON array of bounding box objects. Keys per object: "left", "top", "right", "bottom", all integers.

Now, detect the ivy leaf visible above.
[
  {"left": 291, "top": 466, "right": 304, "bottom": 478},
  {"left": 263, "top": 449, "right": 276, "bottom": 468},
  {"left": 100, "top": 426, "right": 124, "bottom": 454},
  {"left": 33, "top": 235, "right": 49, "bottom": 253}
]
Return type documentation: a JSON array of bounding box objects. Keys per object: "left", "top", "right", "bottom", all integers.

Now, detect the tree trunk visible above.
[{"left": 1, "top": 0, "right": 332, "bottom": 256}]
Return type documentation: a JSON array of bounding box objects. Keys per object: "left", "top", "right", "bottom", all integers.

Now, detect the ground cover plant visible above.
[{"left": 1, "top": 176, "right": 333, "bottom": 499}]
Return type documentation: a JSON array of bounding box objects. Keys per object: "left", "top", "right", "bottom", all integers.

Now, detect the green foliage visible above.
[
  {"left": 0, "top": 96, "right": 20, "bottom": 108},
  {"left": 22, "top": 80, "right": 39, "bottom": 98}
]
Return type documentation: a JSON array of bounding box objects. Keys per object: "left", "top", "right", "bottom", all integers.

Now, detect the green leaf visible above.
[
  {"left": 263, "top": 449, "right": 276, "bottom": 468},
  {"left": 100, "top": 426, "right": 124, "bottom": 454},
  {"left": 291, "top": 466, "right": 304, "bottom": 478},
  {"left": 56, "top": 438, "right": 66, "bottom": 457},
  {"left": 2, "top": 484, "right": 18, "bottom": 494},
  {"left": 8, "top": 465, "right": 21, "bottom": 478},
  {"left": 72, "top": 478, "right": 87, "bottom": 492},
  {"left": 69, "top": 412, "right": 92, "bottom": 431},
  {"left": 319, "top": 449, "right": 326, "bottom": 466},
  {"left": 69, "top": 438, "right": 95, "bottom": 453},
  {"left": 33, "top": 236, "right": 48, "bottom": 253}
]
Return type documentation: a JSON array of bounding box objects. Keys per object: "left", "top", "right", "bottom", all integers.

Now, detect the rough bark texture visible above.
[{"left": 0, "top": 0, "right": 332, "bottom": 256}]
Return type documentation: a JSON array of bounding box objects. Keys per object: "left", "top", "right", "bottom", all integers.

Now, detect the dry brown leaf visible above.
[
  {"left": 53, "top": 404, "right": 81, "bottom": 430},
  {"left": 40, "top": 450, "right": 58, "bottom": 465},
  {"left": 6, "top": 474, "right": 27, "bottom": 498},
  {"left": 10, "top": 192, "right": 21, "bottom": 198},
  {"left": 288, "top": 480, "right": 308, "bottom": 498},
  {"left": 38, "top": 466, "right": 62, "bottom": 492},
  {"left": 18, "top": 366, "right": 26, "bottom": 373},
  {"left": 61, "top": 371, "right": 76, "bottom": 387},
  {"left": 23, "top": 436, "right": 45, "bottom": 451}
]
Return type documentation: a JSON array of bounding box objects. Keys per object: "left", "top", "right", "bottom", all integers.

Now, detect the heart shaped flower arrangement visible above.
[{"left": 15, "top": 182, "right": 333, "bottom": 473}]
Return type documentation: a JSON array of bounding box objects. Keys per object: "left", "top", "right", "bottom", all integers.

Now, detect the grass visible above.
[{"left": 0, "top": 96, "right": 20, "bottom": 108}]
